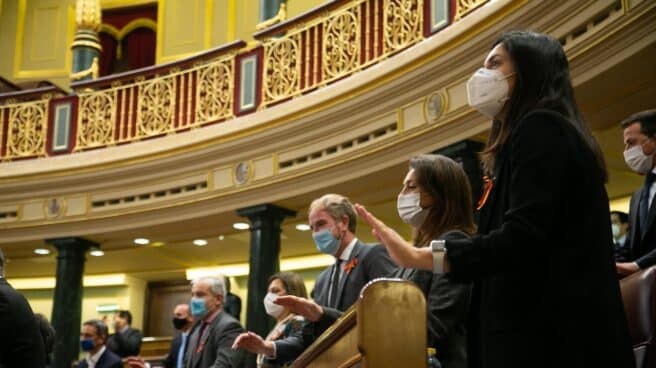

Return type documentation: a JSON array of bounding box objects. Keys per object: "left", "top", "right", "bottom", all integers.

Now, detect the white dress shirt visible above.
[{"left": 85, "top": 345, "right": 106, "bottom": 368}]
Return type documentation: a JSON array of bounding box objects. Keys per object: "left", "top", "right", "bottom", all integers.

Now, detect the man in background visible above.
[
  {"left": 611, "top": 210, "right": 630, "bottom": 262},
  {"left": 619, "top": 109, "right": 656, "bottom": 276},
  {"left": 185, "top": 276, "right": 244, "bottom": 367},
  {"left": 107, "top": 310, "right": 143, "bottom": 358},
  {"left": 163, "top": 304, "right": 194, "bottom": 368},
  {"left": 222, "top": 276, "right": 242, "bottom": 322},
  {"left": 77, "top": 319, "right": 122, "bottom": 368},
  {"left": 0, "top": 248, "right": 46, "bottom": 368}
]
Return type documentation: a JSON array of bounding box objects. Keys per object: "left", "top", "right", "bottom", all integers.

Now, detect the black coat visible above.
[
  {"left": 0, "top": 278, "right": 46, "bottom": 368},
  {"left": 446, "top": 110, "right": 635, "bottom": 368},
  {"left": 269, "top": 241, "right": 398, "bottom": 365},
  {"left": 395, "top": 231, "right": 471, "bottom": 368},
  {"left": 106, "top": 327, "right": 142, "bottom": 358},
  {"left": 625, "top": 188, "right": 656, "bottom": 268},
  {"left": 163, "top": 332, "right": 183, "bottom": 368},
  {"left": 76, "top": 348, "right": 122, "bottom": 368}
]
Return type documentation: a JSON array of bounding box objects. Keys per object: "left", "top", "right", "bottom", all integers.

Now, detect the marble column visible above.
[
  {"left": 237, "top": 204, "right": 296, "bottom": 368},
  {"left": 47, "top": 237, "right": 97, "bottom": 368}
]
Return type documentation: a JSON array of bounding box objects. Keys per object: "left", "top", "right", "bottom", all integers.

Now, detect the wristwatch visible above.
[{"left": 429, "top": 240, "right": 447, "bottom": 274}]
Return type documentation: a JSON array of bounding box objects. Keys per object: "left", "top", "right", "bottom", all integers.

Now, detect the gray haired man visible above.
[{"left": 185, "top": 276, "right": 245, "bottom": 368}]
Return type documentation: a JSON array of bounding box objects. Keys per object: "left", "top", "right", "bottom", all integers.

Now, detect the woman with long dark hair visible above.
[
  {"left": 394, "top": 154, "right": 474, "bottom": 368},
  {"left": 357, "top": 31, "right": 635, "bottom": 367}
]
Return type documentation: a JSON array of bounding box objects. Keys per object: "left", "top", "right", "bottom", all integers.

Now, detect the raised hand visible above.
[
  {"left": 274, "top": 295, "right": 323, "bottom": 322},
  {"left": 232, "top": 331, "right": 274, "bottom": 356},
  {"left": 355, "top": 203, "right": 434, "bottom": 271}
]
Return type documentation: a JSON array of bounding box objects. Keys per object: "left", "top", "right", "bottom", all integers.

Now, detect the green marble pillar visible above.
[
  {"left": 47, "top": 237, "right": 97, "bottom": 368},
  {"left": 237, "top": 204, "right": 296, "bottom": 368}
]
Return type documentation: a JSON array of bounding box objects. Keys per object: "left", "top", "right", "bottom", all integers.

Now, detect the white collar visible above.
[
  {"left": 86, "top": 345, "right": 106, "bottom": 366},
  {"left": 337, "top": 238, "right": 358, "bottom": 262}
]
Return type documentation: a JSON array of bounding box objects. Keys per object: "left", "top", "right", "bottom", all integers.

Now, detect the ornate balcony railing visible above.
[
  {"left": 0, "top": 0, "right": 488, "bottom": 161},
  {"left": 72, "top": 41, "right": 244, "bottom": 151},
  {"left": 0, "top": 86, "right": 66, "bottom": 160},
  {"left": 254, "top": 0, "right": 425, "bottom": 106}
]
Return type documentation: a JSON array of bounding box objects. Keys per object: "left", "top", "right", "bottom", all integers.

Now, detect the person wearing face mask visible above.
[
  {"left": 76, "top": 319, "right": 122, "bottom": 368},
  {"left": 237, "top": 194, "right": 397, "bottom": 366},
  {"left": 162, "top": 304, "right": 195, "bottom": 368},
  {"left": 276, "top": 156, "right": 474, "bottom": 368},
  {"left": 186, "top": 276, "right": 245, "bottom": 368},
  {"left": 231, "top": 272, "right": 308, "bottom": 368},
  {"left": 357, "top": 31, "right": 634, "bottom": 368},
  {"left": 610, "top": 211, "right": 630, "bottom": 263},
  {"left": 391, "top": 154, "right": 473, "bottom": 368},
  {"left": 619, "top": 109, "right": 656, "bottom": 276}
]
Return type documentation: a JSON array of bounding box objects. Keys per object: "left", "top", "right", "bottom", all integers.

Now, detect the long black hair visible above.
[{"left": 480, "top": 31, "right": 607, "bottom": 180}]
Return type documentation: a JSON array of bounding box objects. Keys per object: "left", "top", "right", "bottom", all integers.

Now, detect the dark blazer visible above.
[
  {"left": 223, "top": 293, "right": 242, "bottom": 321},
  {"left": 163, "top": 332, "right": 183, "bottom": 368},
  {"left": 76, "top": 348, "right": 123, "bottom": 368},
  {"left": 0, "top": 278, "right": 46, "bottom": 368},
  {"left": 446, "top": 110, "right": 635, "bottom": 368},
  {"left": 312, "top": 241, "right": 398, "bottom": 311},
  {"left": 106, "top": 326, "right": 142, "bottom": 358},
  {"left": 184, "top": 310, "right": 245, "bottom": 368},
  {"left": 625, "top": 188, "right": 656, "bottom": 268},
  {"left": 394, "top": 231, "right": 471, "bottom": 368},
  {"left": 269, "top": 241, "right": 397, "bottom": 365}
]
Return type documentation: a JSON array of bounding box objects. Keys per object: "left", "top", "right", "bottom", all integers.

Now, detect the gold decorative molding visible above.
[
  {"left": 323, "top": 7, "right": 361, "bottom": 79},
  {"left": 384, "top": 0, "right": 423, "bottom": 52},
  {"left": 3, "top": 100, "right": 49, "bottom": 159},
  {"left": 71, "top": 57, "right": 99, "bottom": 80},
  {"left": 75, "top": 0, "right": 102, "bottom": 32},
  {"left": 455, "top": 0, "right": 487, "bottom": 20},
  {"left": 256, "top": 2, "right": 288, "bottom": 30}
]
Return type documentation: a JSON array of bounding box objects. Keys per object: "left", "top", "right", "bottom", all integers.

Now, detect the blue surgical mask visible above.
[
  {"left": 190, "top": 297, "right": 208, "bottom": 319},
  {"left": 80, "top": 338, "right": 95, "bottom": 352},
  {"left": 312, "top": 228, "right": 341, "bottom": 255}
]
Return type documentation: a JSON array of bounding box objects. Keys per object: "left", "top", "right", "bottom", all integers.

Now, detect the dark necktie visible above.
[
  {"left": 640, "top": 172, "right": 656, "bottom": 235},
  {"left": 329, "top": 260, "right": 342, "bottom": 308},
  {"left": 194, "top": 322, "right": 208, "bottom": 355}
]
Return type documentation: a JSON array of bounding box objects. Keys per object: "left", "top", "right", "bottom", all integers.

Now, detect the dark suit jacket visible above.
[
  {"left": 394, "top": 231, "right": 471, "bottom": 368},
  {"left": 0, "top": 278, "right": 46, "bottom": 368},
  {"left": 184, "top": 310, "right": 244, "bottom": 368},
  {"left": 625, "top": 188, "right": 656, "bottom": 268},
  {"left": 446, "top": 110, "right": 635, "bottom": 368},
  {"left": 269, "top": 241, "right": 397, "bottom": 364},
  {"left": 76, "top": 348, "right": 123, "bottom": 368},
  {"left": 163, "top": 332, "right": 183, "bottom": 368},
  {"left": 223, "top": 293, "right": 242, "bottom": 322},
  {"left": 106, "top": 326, "right": 142, "bottom": 358}
]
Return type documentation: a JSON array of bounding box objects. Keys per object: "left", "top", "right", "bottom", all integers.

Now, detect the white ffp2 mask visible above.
[{"left": 467, "top": 68, "right": 512, "bottom": 119}]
